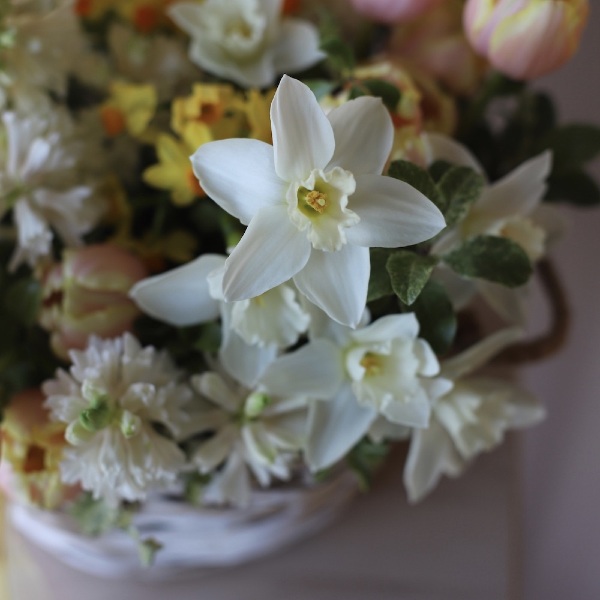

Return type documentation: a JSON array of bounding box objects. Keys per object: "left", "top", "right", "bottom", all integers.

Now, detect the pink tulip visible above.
[
  {"left": 40, "top": 244, "right": 148, "bottom": 360},
  {"left": 350, "top": 0, "right": 444, "bottom": 23},
  {"left": 463, "top": 0, "right": 589, "bottom": 79}
]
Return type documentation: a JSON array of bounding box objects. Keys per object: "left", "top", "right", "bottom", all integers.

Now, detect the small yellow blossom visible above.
[
  {"left": 231, "top": 88, "right": 276, "bottom": 144},
  {"left": 100, "top": 80, "right": 157, "bottom": 139},
  {"left": 143, "top": 122, "right": 212, "bottom": 206}
]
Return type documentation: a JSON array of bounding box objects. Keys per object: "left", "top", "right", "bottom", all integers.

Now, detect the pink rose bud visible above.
[
  {"left": 463, "top": 0, "right": 589, "bottom": 79},
  {"left": 350, "top": 0, "right": 444, "bottom": 23},
  {"left": 40, "top": 244, "right": 148, "bottom": 360}
]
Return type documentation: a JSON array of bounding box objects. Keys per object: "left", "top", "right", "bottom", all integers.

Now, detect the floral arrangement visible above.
[{"left": 0, "top": 0, "right": 597, "bottom": 566}]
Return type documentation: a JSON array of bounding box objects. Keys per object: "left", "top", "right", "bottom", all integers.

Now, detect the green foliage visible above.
[
  {"left": 319, "top": 12, "right": 354, "bottom": 76},
  {"left": 367, "top": 248, "right": 393, "bottom": 302},
  {"left": 443, "top": 235, "right": 532, "bottom": 288},
  {"left": 70, "top": 493, "right": 132, "bottom": 536},
  {"left": 412, "top": 281, "right": 457, "bottom": 355},
  {"left": 387, "top": 251, "right": 438, "bottom": 306},
  {"left": 304, "top": 79, "right": 337, "bottom": 101},
  {"left": 542, "top": 125, "right": 600, "bottom": 206},
  {"left": 347, "top": 438, "right": 390, "bottom": 492},
  {"left": 436, "top": 167, "right": 485, "bottom": 227},
  {"left": 348, "top": 79, "right": 401, "bottom": 111},
  {"left": 388, "top": 160, "right": 443, "bottom": 210}
]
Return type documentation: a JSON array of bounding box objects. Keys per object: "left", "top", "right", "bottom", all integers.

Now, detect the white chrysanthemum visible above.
[
  {"left": 2, "top": 0, "right": 85, "bottom": 99},
  {"left": 403, "top": 328, "right": 546, "bottom": 502},
  {"left": 190, "top": 340, "right": 340, "bottom": 507},
  {"left": 168, "top": 0, "right": 324, "bottom": 88},
  {"left": 0, "top": 109, "right": 103, "bottom": 270},
  {"left": 43, "top": 334, "right": 194, "bottom": 506},
  {"left": 193, "top": 76, "right": 445, "bottom": 327}
]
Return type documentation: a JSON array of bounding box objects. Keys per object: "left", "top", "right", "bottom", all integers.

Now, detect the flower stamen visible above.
[
  {"left": 360, "top": 352, "right": 382, "bottom": 377},
  {"left": 305, "top": 190, "right": 327, "bottom": 214}
]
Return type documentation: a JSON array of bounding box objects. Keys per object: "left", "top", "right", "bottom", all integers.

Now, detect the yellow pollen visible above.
[
  {"left": 360, "top": 353, "right": 381, "bottom": 377},
  {"left": 305, "top": 190, "right": 327, "bottom": 213}
]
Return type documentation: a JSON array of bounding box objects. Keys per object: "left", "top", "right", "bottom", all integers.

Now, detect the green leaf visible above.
[
  {"left": 5, "top": 278, "right": 41, "bottom": 326},
  {"left": 367, "top": 248, "right": 393, "bottom": 301},
  {"left": 386, "top": 251, "right": 438, "bottom": 306},
  {"left": 304, "top": 79, "right": 337, "bottom": 101},
  {"left": 70, "top": 493, "right": 124, "bottom": 536},
  {"left": 388, "top": 160, "right": 444, "bottom": 211},
  {"left": 137, "top": 538, "right": 163, "bottom": 568},
  {"left": 412, "top": 280, "right": 457, "bottom": 355},
  {"left": 545, "top": 124, "right": 600, "bottom": 173},
  {"left": 349, "top": 79, "right": 401, "bottom": 111},
  {"left": 444, "top": 235, "right": 532, "bottom": 288},
  {"left": 437, "top": 166, "right": 485, "bottom": 227},
  {"left": 545, "top": 170, "right": 600, "bottom": 206}
]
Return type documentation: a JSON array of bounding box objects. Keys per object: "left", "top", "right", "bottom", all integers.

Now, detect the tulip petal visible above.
[
  {"left": 129, "top": 254, "right": 224, "bottom": 326},
  {"left": 327, "top": 97, "right": 393, "bottom": 175},
  {"left": 191, "top": 139, "right": 285, "bottom": 225},
  {"left": 305, "top": 383, "right": 376, "bottom": 471},
  {"left": 271, "top": 75, "right": 335, "bottom": 182},
  {"left": 222, "top": 205, "right": 311, "bottom": 301},
  {"left": 260, "top": 339, "right": 344, "bottom": 398},
  {"left": 347, "top": 175, "right": 446, "bottom": 247},
  {"left": 294, "top": 245, "right": 370, "bottom": 328}
]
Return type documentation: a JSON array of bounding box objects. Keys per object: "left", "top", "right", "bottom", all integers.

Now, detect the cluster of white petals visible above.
[
  {"left": 0, "top": 107, "right": 103, "bottom": 270},
  {"left": 193, "top": 76, "right": 446, "bottom": 327},
  {"left": 43, "top": 334, "right": 194, "bottom": 506},
  {"left": 168, "top": 0, "right": 325, "bottom": 88}
]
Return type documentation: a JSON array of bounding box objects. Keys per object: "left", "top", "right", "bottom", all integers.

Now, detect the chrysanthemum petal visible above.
[
  {"left": 327, "top": 97, "right": 393, "bottom": 175},
  {"left": 130, "top": 254, "right": 224, "bottom": 326},
  {"left": 222, "top": 205, "right": 311, "bottom": 301},
  {"left": 191, "top": 139, "right": 285, "bottom": 225},
  {"left": 294, "top": 245, "right": 370, "bottom": 328},
  {"left": 347, "top": 175, "right": 446, "bottom": 247},
  {"left": 271, "top": 75, "right": 335, "bottom": 182}
]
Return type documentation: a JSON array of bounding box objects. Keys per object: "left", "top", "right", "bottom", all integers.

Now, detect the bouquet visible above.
[{"left": 0, "top": 0, "right": 597, "bottom": 568}]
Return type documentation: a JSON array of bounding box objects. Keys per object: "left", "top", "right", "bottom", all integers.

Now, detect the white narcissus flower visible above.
[
  {"left": 0, "top": 110, "right": 103, "bottom": 270},
  {"left": 168, "top": 0, "right": 324, "bottom": 88},
  {"left": 191, "top": 340, "right": 342, "bottom": 507},
  {"left": 424, "top": 132, "right": 560, "bottom": 323},
  {"left": 42, "top": 334, "right": 193, "bottom": 506},
  {"left": 129, "top": 253, "right": 311, "bottom": 388},
  {"left": 403, "top": 328, "right": 545, "bottom": 502},
  {"left": 193, "top": 76, "right": 446, "bottom": 327},
  {"left": 304, "top": 310, "right": 451, "bottom": 471}
]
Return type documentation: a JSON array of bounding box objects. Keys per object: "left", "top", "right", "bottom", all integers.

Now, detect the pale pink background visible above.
[{"left": 522, "top": 5, "right": 600, "bottom": 599}]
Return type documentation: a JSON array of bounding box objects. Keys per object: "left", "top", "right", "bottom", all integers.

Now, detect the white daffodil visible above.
[
  {"left": 304, "top": 309, "right": 451, "bottom": 471},
  {"left": 130, "top": 253, "right": 311, "bottom": 387},
  {"left": 403, "top": 328, "right": 545, "bottom": 503},
  {"left": 193, "top": 76, "right": 445, "bottom": 327},
  {"left": 43, "top": 334, "right": 194, "bottom": 506},
  {"left": 424, "top": 132, "right": 560, "bottom": 323},
  {"left": 0, "top": 110, "right": 102, "bottom": 270},
  {"left": 190, "top": 339, "right": 342, "bottom": 506},
  {"left": 168, "top": 0, "right": 324, "bottom": 88}
]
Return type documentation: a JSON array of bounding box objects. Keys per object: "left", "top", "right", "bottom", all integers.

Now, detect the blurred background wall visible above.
[{"left": 521, "top": 5, "right": 600, "bottom": 598}]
